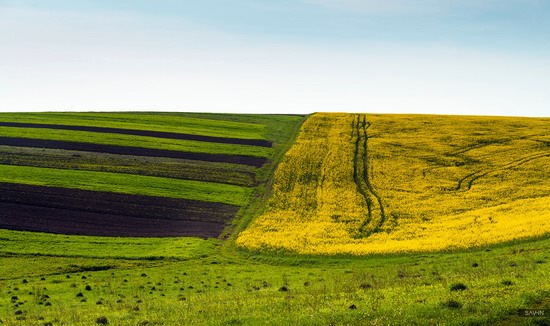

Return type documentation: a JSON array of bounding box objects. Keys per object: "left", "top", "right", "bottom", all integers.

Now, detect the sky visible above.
[{"left": 1, "top": 0, "right": 549, "bottom": 116}]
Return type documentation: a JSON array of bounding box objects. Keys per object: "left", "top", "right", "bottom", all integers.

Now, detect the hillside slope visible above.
[
  {"left": 0, "top": 112, "right": 304, "bottom": 239},
  {"left": 237, "top": 113, "right": 550, "bottom": 254}
]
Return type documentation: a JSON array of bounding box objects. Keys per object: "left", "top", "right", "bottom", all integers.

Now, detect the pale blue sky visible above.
[{"left": 1, "top": 0, "right": 549, "bottom": 116}]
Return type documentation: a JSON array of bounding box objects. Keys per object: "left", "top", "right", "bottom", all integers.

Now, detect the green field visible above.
[
  {"left": 0, "top": 164, "right": 251, "bottom": 206},
  {"left": 0, "top": 112, "right": 268, "bottom": 140},
  {"left": 0, "top": 112, "right": 548, "bottom": 325},
  {"left": 0, "top": 229, "right": 218, "bottom": 260},
  {"left": 0, "top": 146, "right": 257, "bottom": 186},
  {"left": 0, "top": 234, "right": 548, "bottom": 325},
  {"left": 0, "top": 127, "right": 272, "bottom": 158}
]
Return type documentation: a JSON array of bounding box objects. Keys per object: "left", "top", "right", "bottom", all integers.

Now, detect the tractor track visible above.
[
  {"left": 352, "top": 115, "right": 386, "bottom": 237},
  {"left": 456, "top": 152, "right": 550, "bottom": 191},
  {"left": 360, "top": 116, "right": 386, "bottom": 234},
  {"left": 352, "top": 115, "right": 373, "bottom": 233},
  {"left": 447, "top": 134, "right": 543, "bottom": 156}
]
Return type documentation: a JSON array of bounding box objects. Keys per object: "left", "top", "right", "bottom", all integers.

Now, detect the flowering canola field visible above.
[{"left": 237, "top": 113, "right": 550, "bottom": 254}]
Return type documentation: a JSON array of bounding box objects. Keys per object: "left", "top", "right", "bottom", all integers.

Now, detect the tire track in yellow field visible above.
[
  {"left": 352, "top": 114, "right": 373, "bottom": 235},
  {"left": 456, "top": 152, "right": 550, "bottom": 191},
  {"left": 353, "top": 114, "right": 386, "bottom": 236}
]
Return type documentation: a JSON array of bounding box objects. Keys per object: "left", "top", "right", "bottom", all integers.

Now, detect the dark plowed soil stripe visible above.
[
  {"left": 0, "top": 121, "right": 272, "bottom": 147},
  {"left": 0, "top": 203, "right": 224, "bottom": 238},
  {"left": 0, "top": 183, "right": 239, "bottom": 238},
  {"left": 0, "top": 137, "right": 267, "bottom": 167},
  {"left": 0, "top": 182, "right": 239, "bottom": 222}
]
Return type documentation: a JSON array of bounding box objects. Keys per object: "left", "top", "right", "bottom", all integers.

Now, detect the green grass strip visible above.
[
  {"left": 0, "top": 229, "right": 219, "bottom": 260},
  {"left": 0, "top": 127, "right": 272, "bottom": 158},
  {"left": 0, "top": 112, "right": 267, "bottom": 140},
  {"left": 0, "top": 164, "right": 252, "bottom": 206},
  {"left": 0, "top": 146, "right": 257, "bottom": 187}
]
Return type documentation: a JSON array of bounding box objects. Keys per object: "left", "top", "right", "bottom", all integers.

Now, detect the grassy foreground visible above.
[{"left": 0, "top": 235, "right": 549, "bottom": 325}]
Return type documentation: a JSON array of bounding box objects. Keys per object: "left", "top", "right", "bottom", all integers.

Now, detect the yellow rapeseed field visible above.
[{"left": 236, "top": 113, "right": 550, "bottom": 254}]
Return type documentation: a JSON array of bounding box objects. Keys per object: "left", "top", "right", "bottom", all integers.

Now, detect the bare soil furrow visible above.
[
  {"left": 0, "top": 137, "right": 267, "bottom": 167},
  {"left": 0, "top": 183, "right": 239, "bottom": 237},
  {"left": 0, "top": 203, "right": 224, "bottom": 237}
]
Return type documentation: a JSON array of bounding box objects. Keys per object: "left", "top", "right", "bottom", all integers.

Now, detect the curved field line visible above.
[
  {"left": 531, "top": 139, "right": 550, "bottom": 147},
  {"left": 467, "top": 153, "right": 550, "bottom": 189},
  {"left": 456, "top": 152, "right": 550, "bottom": 191},
  {"left": 449, "top": 140, "right": 506, "bottom": 156},
  {"left": 448, "top": 134, "right": 544, "bottom": 156},
  {"left": 350, "top": 115, "right": 387, "bottom": 237},
  {"left": 352, "top": 115, "right": 373, "bottom": 234},
  {"left": 360, "top": 117, "right": 386, "bottom": 234}
]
